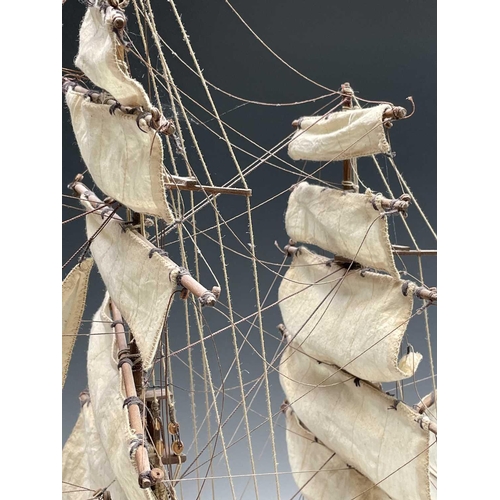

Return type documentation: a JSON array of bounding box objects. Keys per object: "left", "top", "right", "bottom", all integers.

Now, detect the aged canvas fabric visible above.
[
  {"left": 85, "top": 201, "right": 179, "bottom": 369},
  {"left": 75, "top": 5, "right": 151, "bottom": 108},
  {"left": 285, "top": 182, "right": 398, "bottom": 277},
  {"left": 288, "top": 104, "right": 391, "bottom": 161},
  {"left": 62, "top": 258, "right": 93, "bottom": 388},
  {"left": 280, "top": 343, "right": 434, "bottom": 500},
  {"left": 87, "top": 297, "right": 154, "bottom": 500},
  {"left": 285, "top": 407, "right": 391, "bottom": 500},
  {"left": 279, "top": 247, "right": 421, "bottom": 382},
  {"left": 67, "top": 91, "right": 174, "bottom": 223},
  {"left": 424, "top": 395, "right": 438, "bottom": 500},
  {"left": 62, "top": 393, "right": 127, "bottom": 500}
]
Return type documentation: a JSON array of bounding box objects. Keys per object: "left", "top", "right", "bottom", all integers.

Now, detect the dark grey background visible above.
[{"left": 62, "top": 1, "right": 436, "bottom": 497}]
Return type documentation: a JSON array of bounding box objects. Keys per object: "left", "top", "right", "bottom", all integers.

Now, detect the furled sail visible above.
[
  {"left": 87, "top": 295, "right": 155, "bottom": 500},
  {"left": 66, "top": 90, "right": 174, "bottom": 223},
  {"left": 280, "top": 342, "right": 436, "bottom": 500},
  {"left": 285, "top": 405, "right": 391, "bottom": 500},
  {"left": 62, "top": 390, "right": 128, "bottom": 500},
  {"left": 285, "top": 182, "right": 398, "bottom": 277},
  {"left": 84, "top": 201, "right": 179, "bottom": 369},
  {"left": 62, "top": 257, "right": 93, "bottom": 388},
  {"left": 75, "top": 3, "right": 151, "bottom": 108},
  {"left": 288, "top": 104, "right": 391, "bottom": 161},
  {"left": 279, "top": 247, "right": 421, "bottom": 382}
]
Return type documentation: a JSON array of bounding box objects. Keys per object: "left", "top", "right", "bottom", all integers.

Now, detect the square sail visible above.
[
  {"left": 285, "top": 182, "right": 398, "bottom": 277},
  {"left": 288, "top": 104, "right": 391, "bottom": 162}
]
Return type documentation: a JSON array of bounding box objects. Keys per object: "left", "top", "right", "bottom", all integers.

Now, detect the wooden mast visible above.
[
  {"left": 110, "top": 301, "right": 165, "bottom": 489},
  {"left": 341, "top": 82, "right": 358, "bottom": 192}
]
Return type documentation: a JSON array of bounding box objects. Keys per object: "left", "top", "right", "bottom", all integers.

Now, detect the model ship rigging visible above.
[{"left": 62, "top": 1, "right": 437, "bottom": 499}]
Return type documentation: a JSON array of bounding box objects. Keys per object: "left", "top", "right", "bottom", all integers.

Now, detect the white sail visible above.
[
  {"left": 85, "top": 201, "right": 179, "bottom": 369},
  {"left": 285, "top": 406, "right": 391, "bottom": 500},
  {"left": 66, "top": 90, "right": 174, "bottom": 223},
  {"left": 279, "top": 247, "right": 421, "bottom": 382},
  {"left": 280, "top": 342, "right": 435, "bottom": 500},
  {"left": 285, "top": 182, "right": 398, "bottom": 277},
  {"left": 423, "top": 394, "right": 438, "bottom": 500},
  {"left": 62, "top": 258, "right": 93, "bottom": 388},
  {"left": 75, "top": 4, "right": 151, "bottom": 108},
  {"left": 87, "top": 296, "right": 155, "bottom": 500},
  {"left": 288, "top": 104, "right": 391, "bottom": 161},
  {"left": 62, "top": 391, "right": 127, "bottom": 500}
]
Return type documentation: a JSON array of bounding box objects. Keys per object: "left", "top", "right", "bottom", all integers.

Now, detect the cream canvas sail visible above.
[
  {"left": 62, "top": 257, "right": 93, "bottom": 388},
  {"left": 84, "top": 201, "right": 179, "bottom": 369},
  {"left": 279, "top": 247, "right": 421, "bottom": 382},
  {"left": 280, "top": 342, "right": 435, "bottom": 500},
  {"left": 288, "top": 104, "right": 391, "bottom": 161},
  {"left": 285, "top": 182, "right": 398, "bottom": 277},
  {"left": 87, "top": 296, "right": 155, "bottom": 500},
  {"left": 75, "top": 3, "right": 151, "bottom": 108},
  {"left": 285, "top": 406, "right": 391, "bottom": 500},
  {"left": 424, "top": 395, "right": 437, "bottom": 500},
  {"left": 66, "top": 90, "right": 174, "bottom": 223},
  {"left": 62, "top": 391, "right": 128, "bottom": 500}
]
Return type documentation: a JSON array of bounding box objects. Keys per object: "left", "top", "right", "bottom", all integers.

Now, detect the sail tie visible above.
[
  {"left": 149, "top": 248, "right": 169, "bottom": 259},
  {"left": 387, "top": 399, "right": 401, "bottom": 411},
  {"left": 117, "top": 357, "right": 133, "bottom": 369},
  {"left": 129, "top": 433, "right": 149, "bottom": 457},
  {"left": 108, "top": 0, "right": 130, "bottom": 10},
  {"left": 401, "top": 280, "right": 410, "bottom": 296},
  {"left": 175, "top": 267, "right": 191, "bottom": 285},
  {"left": 370, "top": 193, "right": 383, "bottom": 211},
  {"left": 117, "top": 350, "right": 143, "bottom": 371},
  {"left": 123, "top": 396, "right": 145, "bottom": 412},
  {"left": 359, "top": 267, "right": 376, "bottom": 277}
]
